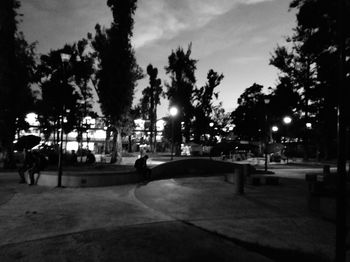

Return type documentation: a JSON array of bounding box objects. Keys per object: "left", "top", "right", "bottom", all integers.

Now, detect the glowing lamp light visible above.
[
  {"left": 283, "top": 116, "right": 292, "bottom": 125},
  {"left": 170, "top": 106, "right": 178, "bottom": 117},
  {"left": 306, "top": 122, "right": 312, "bottom": 129},
  {"left": 25, "top": 112, "right": 39, "bottom": 126},
  {"left": 264, "top": 97, "right": 270, "bottom": 104},
  {"left": 60, "top": 53, "right": 71, "bottom": 62},
  {"left": 272, "top": 126, "right": 279, "bottom": 132}
]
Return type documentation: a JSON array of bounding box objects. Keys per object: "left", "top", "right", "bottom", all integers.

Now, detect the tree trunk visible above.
[
  {"left": 154, "top": 107, "right": 157, "bottom": 153},
  {"left": 105, "top": 129, "right": 111, "bottom": 154},
  {"left": 3, "top": 121, "right": 16, "bottom": 169},
  {"left": 111, "top": 128, "right": 122, "bottom": 164},
  {"left": 128, "top": 135, "right": 132, "bottom": 152}
]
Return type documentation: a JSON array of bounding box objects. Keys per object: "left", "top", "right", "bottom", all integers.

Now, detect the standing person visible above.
[
  {"left": 27, "top": 151, "right": 42, "bottom": 185},
  {"left": 134, "top": 155, "right": 151, "bottom": 181},
  {"left": 86, "top": 150, "right": 95, "bottom": 164},
  {"left": 71, "top": 150, "right": 77, "bottom": 164},
  {"left": 18, "top": 149, "right": 34, "bottom": 184}
]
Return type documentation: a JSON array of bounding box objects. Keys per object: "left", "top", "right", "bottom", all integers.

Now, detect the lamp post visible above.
[
  {"left": 170, "top": 106, "right": 178, "bottom": 160},
  {"left": 264, "top": 97, "right": 270, "bottom": 172},
  {"left": 209, "top": 122, "right": 214, "bottom": 159},
  {"left": 271, "top": 125, "right": 279, "bottom": 143},
  {"left": 57, "top": 52, "right": 71, "bottom": 187},
  {"left": 283, "top": 116, "right": 292, "bottom": 164}
]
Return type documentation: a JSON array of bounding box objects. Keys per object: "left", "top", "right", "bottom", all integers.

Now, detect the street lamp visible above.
[
  {"left": 283, "top": 116, "right": 292, "bottom": 125},
  {"left": 57, "top": 52, "right": 71, "bottom": 188},
  {"left": 283, "top": 116, "right": 292, "bottom": 164},
  {"left": 264, "top": 97, "right": 270, "bottom": 172},
  {"left": 271, "top": 126, "right": 279, "bottom": 132},
  {"left": 170, "top": 106, "right": 178, "bottom": 160}
]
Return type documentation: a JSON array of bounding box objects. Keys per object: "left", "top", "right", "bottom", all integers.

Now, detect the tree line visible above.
[
  {"left": 231, "top": 0, "right": 350, "bottom": 160},
  {"left": 0, "top": 0, "right": 226, "bottom": 166},
  {"left": 1, "top": 0, "right": 348, "bottom": 167}
]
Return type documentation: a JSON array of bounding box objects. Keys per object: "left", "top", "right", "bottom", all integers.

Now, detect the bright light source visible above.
[
  {"left": 306, "top": 122, "right": 312, "bottom": 129},
  {"left": 66, "top": 141, "right": 79, "bottom": 151},
  {"left": 94, "top": 130, "right": 106, "bottom": 139},
  {"left": 272, "top": 126, "right": 279, "bottom": 132},
  {"left": 209, "top": 122, "right": 214, "bottom": 127},
  {"left": 170, "top": 106, "right": 178, "bottom": 117},
  {"left": 156, "top": 119, "right": 165, "bottom": 131},
  {"left": 283, "top": 116, "right": 292, "bottom": 125},
  {"left": 25, "top": 112, "right": 39, "bottom": 126},
  {"left": 60, "top": 53, "right": 71, "bottom": 62}
]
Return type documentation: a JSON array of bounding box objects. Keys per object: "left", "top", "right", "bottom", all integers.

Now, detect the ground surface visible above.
[{"left": 0, "top": 163, "right": 343, "bottom": 262}]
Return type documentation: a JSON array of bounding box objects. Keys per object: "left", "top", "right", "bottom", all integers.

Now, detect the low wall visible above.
[
  {"left": 35, "top": 170, "right": 141, "bottom": 187},
  {"left": 151, "top": 158, "right": 250, "bottom": 179},
  {"left": 32, "top": 159, "right": 251, "bottom": 188}
]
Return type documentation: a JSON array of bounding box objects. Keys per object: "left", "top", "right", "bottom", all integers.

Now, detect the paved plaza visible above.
[{"left": 0, "top": 165, "right": 343, "bottom": 261}]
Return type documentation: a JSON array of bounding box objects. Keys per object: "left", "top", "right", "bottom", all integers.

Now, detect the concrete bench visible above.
[{"left": 224, "top": 164, "right": 250, "bottom": 195}]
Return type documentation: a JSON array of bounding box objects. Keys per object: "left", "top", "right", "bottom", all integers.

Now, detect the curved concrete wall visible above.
[
  {"left": 34, "top": 159, "right": 251, "bottom": 187},
  {"left": 36, "top": 170, "right": 141, "bottom": 187},
  {"left": 151, "top": 158, "right": 241, "bottom": 179}
]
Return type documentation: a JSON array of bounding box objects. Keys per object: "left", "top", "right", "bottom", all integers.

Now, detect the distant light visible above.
[
  {"left": 60, "top": 53, "right": 71, "bottom": 62},
  {"left": 264, "top": 97, "right": 270, "bottom": 104},
  {"left": 306, "top": 122, "right": 312, "bottom": 129},
  {"left": 156, "top": 119, "right": 165, "bottom": 131},
  {"left": 170, "top": 106, "right": 178, "bottom": 117},
  {"left": 66, "top": 141, "right": 79, "bottom": 151},
  {"left": 25, "top": 112, "right": 39, "bottom": 126},
  {"left": 283, "top": 116, "right": 292, "bottom": 125},
  {"left": 272, "top": 126, "right": 279, "bottom": 132},
  {"left": 94, "top": 130, "right": 106, "bottom": 139},
  {"left": 209, "top": 122, "right": 214, "bottom": 127}
]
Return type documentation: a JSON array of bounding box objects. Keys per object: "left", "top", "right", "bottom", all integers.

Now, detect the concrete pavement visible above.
[{"left": 0, "top": 167, "right": 340, "bottom": 261}]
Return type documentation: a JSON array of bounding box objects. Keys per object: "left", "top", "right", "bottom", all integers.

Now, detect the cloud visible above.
[
  {"left": 229, "top": 55, "right": 264, "bottom": 64},
  {"left": 133, "top": 0, "right": 274, "bottom": 48},
  {"left": 19, "top": 0, "right": 112, "bottom": 53}
]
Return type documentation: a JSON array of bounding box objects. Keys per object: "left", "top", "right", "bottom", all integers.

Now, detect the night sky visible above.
[{"left": 19, "top": 0, "right": 296, "bottom": 117}]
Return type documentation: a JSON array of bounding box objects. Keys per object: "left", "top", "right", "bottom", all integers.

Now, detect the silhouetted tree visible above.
[
  {"left": 231, "top": 83, "right": 267, "bottom": 141},
  {"left": 165, "top": 43, "right": 197, "bottom": 150},
  {"left": 36, "top": 45, "right": 82, "bottom": 147},
  {"left": 193, "top": 69, "right": 223, "bottom": 143},
  {"left": 89, "top": 0, "right": 143, "bottom": 163},
  {"left": 71, "top": 39, "right": 96, "bottom": 154},
  {"left": 0, "top": 0, "right": 37, "bottom": 167},
  {"left": 269, "top": 0, "right": 350, "bottom": 159},
  {"left": 139, "top": 64, "right": 163, "bottom": 152}
]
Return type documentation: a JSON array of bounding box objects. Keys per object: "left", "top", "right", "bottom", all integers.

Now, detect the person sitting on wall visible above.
[
  {"left": 86, "top": 150, "right": 96, "bottom": 164},
  {"left": 134, "top": 155, "right": 151, "bottom": 181},
  {"left": 18, "top": 150, "right": 44, "bottom": 185},
  {"left": 70, "top": 150, "right": 77, "bottom": 164}
]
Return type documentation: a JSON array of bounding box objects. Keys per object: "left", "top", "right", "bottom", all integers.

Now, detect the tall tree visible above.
[
  {"left": 270, "top": 0, "right": 350, "bottom": 159},
  {"left": 0, "top": 0, "right": 36, "bottom": 167},
  {"left": 140, "top": 64, "right": 163, "bottom": 152},
  {"left": 193, "top": 69, "right": 223, "bottom": 143},
  {"left": 165, "top": 43, "right": 197, "bottom": 148},
  {"left": 89, "top": 0, "right": 143, "bottom": 163},
  {"left": 231, "top": 83, "right": 267, "bottom": 141},
  {"left": 71, "top": 39, "right": 96, "bottom": 153},
  {"left": 36, "top": 45, "right": 83, "bottom": 147}
]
